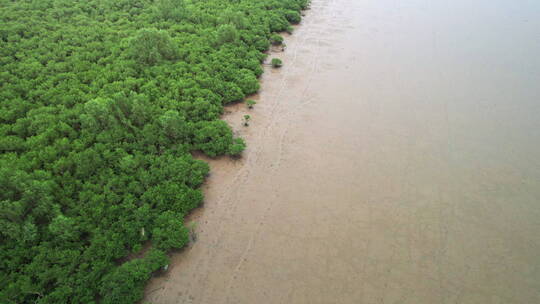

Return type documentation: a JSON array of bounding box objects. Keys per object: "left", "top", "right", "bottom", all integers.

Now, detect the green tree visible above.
[
  {"left": 216, "top": 24, "right": 239, "bottom": 46},
  {"left": 128, "top": 28, "right": 177, "bottom": 65},
  {"left": 155, "top": 0, "right": 187, "bottom": 21},
  {"left": 228, "top": 137, "right": 246, "bottom": 156}
]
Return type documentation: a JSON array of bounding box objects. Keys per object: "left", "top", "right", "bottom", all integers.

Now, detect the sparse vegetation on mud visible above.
[{"left": 271, "top": 58, "right": 284, "bottom": 67}]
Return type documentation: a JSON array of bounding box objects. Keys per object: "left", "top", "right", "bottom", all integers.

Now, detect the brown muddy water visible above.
[{"left": 144, "top": 0, "right": 540, "bottom": 303}]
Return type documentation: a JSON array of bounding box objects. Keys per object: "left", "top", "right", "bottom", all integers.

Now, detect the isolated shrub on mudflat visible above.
[{"left": 271, "top": 58, "right": 283, "bottom": 68}]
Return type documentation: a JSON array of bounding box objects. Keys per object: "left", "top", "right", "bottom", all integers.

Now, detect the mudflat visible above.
[{"left": 144, "top": 0, "right": 540, "bottom": 303}]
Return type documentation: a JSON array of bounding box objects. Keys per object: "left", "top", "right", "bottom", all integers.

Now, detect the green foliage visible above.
[
  {"left": 193, "top": 120, "right": 239, "bottom": 157},
  {"left": 99, "top": 249, "right": 168, "bottom": 304},
  {"left": 235, "top": 69, "right": 260, "bottom": 95},
  {"left": 228, "top": 137, "right": 246, "bottom": 156},
  {"left": 159, "top": 110, "right": 190, "bottom": 141},
  {"left": 270, "top": 34, "right": 284, "bottom": 45},
  {"left": 298, "top": 0, "right": 311, "bottom": 10},
  {"left": 271, "top": 58, "right": 283, "bottom": 67},
  {"left": 286, "top": 25, "right": 294, "bottom": 34},
  {"left": 216, "top": 24, "right": 239, "bottom": 46},
  {"left": 246, "top": 99, "right": 257, "bottom": 109},
  {"left": 285, "top": 10, "right": 302, "bottom": 24},
  {"left": 129, "top": 28, "right": 178, "bottom": 65},
  {"left": 243, "top": 115, "right": 251, "bottom": 126},
  {"left": 154, "top": 0, "right": 187, "bottom": 21},
  {"left": 48, "top": 215, "right": 80, "bottom": 242},
  {"left": 152, "top": 211, "right": 190, "bottom": 250},
  {"left": 268, "top": 13, "right": 290, "bottom": 32},
  {"left": 0, "top": 0, "right": 304, "bottom": 302}
]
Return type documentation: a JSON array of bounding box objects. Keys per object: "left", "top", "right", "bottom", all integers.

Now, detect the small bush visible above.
[
  {"left": 286, "top": 25, "right": 294, "bottom": 34},
  {"left": 298, "top": 0, "right": 310, "bottom": 10},
  {"left": 246, "top": 99, "right": 257, "bottom": 109},
  {"left": 271, "top": 58, "right": 283, "bottom": 68},
  {"left": 285, "top": 10, "right": 301, "bottom": 24},
  {"left": 228, "top": 137, "right": 246, "bottom": 156},
  {"left": 268, "top": 14, "right": 289, "bottom": 32},
  {"left": 269, "top": 34, "right": 283, "bottom": 45}
]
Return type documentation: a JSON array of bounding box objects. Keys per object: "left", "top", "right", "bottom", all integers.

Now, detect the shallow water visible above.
[{"left": 144, "top": 0, "right": 540, "bottom": 303}]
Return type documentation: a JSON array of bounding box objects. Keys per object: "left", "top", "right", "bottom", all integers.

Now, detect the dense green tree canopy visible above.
[{"left": 0, "top": 0, "right": 307, "bottom": 303}]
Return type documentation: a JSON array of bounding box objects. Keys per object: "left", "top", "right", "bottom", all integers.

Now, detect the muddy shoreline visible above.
[{"left": 143, "top": 5, "right": 314, "bottom": 304}]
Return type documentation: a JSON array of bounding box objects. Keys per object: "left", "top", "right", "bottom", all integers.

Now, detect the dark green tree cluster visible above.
[{"left": 0, "top": 0, "right": 308, "bottom": 303}]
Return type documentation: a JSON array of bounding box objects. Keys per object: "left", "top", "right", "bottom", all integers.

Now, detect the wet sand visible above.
[{"left": 144, "top": 0, "right": 540, "bottom": 303}]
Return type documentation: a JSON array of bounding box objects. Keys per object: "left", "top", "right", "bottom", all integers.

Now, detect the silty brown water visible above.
[{"left": 144, "top": 0, "right": 540, "bottom": 303}]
